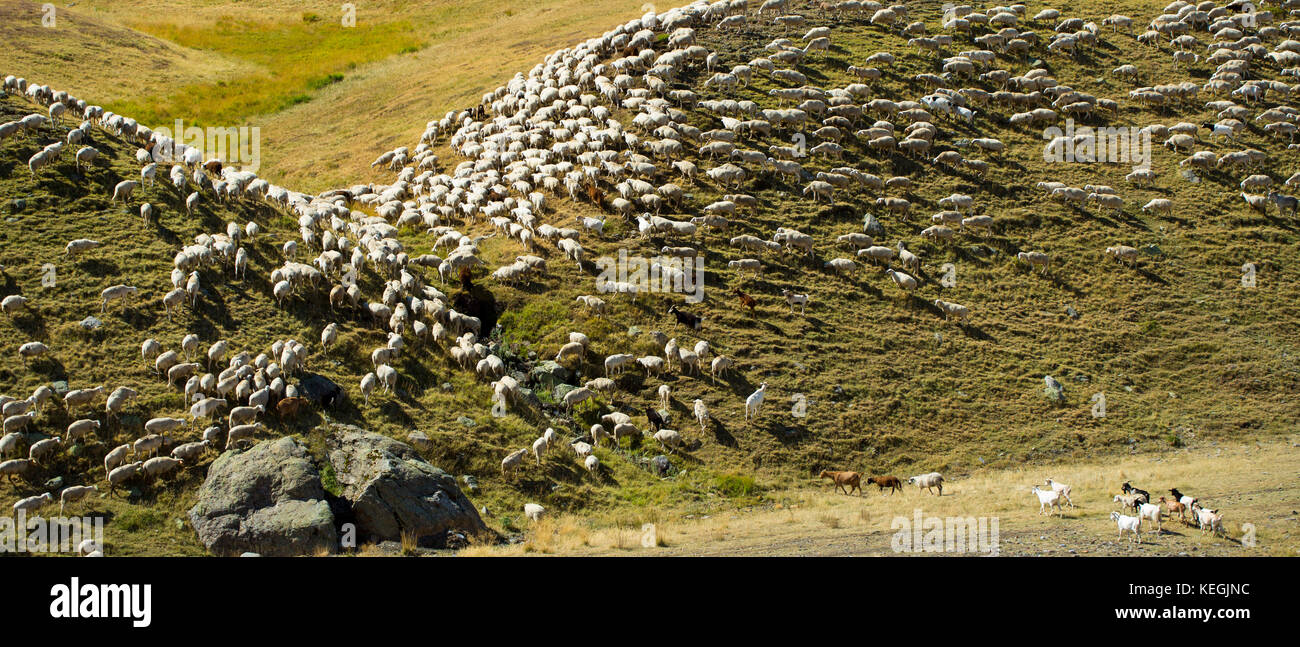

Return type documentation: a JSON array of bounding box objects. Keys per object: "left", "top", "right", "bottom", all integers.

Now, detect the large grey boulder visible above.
[
  {"left": 326, "top": 425, "right": 487, "bottom": 548},
  {"left": 188, "top": 437, "right": 337, "bottom": 557}
]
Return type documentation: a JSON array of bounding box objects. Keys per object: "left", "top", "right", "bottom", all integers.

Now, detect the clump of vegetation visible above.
[{"left": 715, "top": 474, "right": 757, "bottom": 498}]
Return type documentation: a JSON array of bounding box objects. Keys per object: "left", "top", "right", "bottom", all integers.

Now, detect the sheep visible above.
[
  {"left": 104, "top": 444, "right": 132, "bottom": 473},
  {"left": 658, "top": 384, "right": 672, "bottom": 409},
  {"left": 142, "top": 456, "right": 184, "bottom": 479},
  {"left": 501, "top": 448, "right": 528, "bottom": 476},
  {"left": 1017, "top": 251, "right": 1051, "bottom": 274},
  {"left": 0, "top": 458, "right": 34, "bottom": 484},
  {"left": 64, "top": 239, "right": 100, "bottom": 259},
  {"left": 562, "top": 387, "right": 594, "bottom": 411},
  {"left": 28, "top": 437, "right": 61, "bottom": 464},
  {"left": 933, "top": 299, "right": 971, "bottom": 322},
  {"left": 1044, "top": 478, "right": 1074, "bottom": 508},
  {"left": 111, "top": 180, "right": 139, "bottom": 203},
  {"left": 1, "top": 294, "right": 29, "bottom": 317},
  {"left": 1031, "top": 486, "right": 1064, "bottom": 516},
  {"left": 745, "top": 382, "right": 768, "bottom": 423},
  {"left": 226, "top": 423, "right": 263, "bottom": 448},
  {"left": 524, "top": 503, "right": 546, "bottom": 522},
  {"left": 693, "top": 399, "right": 709, "bottom": 432},
  {"left": 171, "top": 440, "right": 210, "bottom": 462},
  {"left": 1111, "top": 511, "right": 1142, "bottom": 544},
  {"left": 908, "top": 472, "right": 944, "bottom": 495},
  {"left": 0, "top": 432, "right": 21, "bottom": 459},
  {"left": 65, "top": 419, "right": 101, "bottom": 443},
  {"left": 711, "top": 355, "right": 734, "bottom": 383},
  {"left": 100, "top": 285, "right": 139, "bottom": 313},
  {"left": 1105, "top": 245, "right": 1140, "bottom": 268},
  {"left": 885, "top": 268, "right": 918, "bottom": 296},
  {"left": 14, "top": 492, "right": 53, "bottom": 515},
  {"left": 59, "top": 485, "right": 99, "bottom": 514},
  {"left": 653, "top": 429, "right": 683, "bottom": 451},
  {"left": 584, "top": 454, "right": 600, "bottom": 474},
  {"left": 819, "top": 470, "right": 862, "bottom": 495},
  {"left": 107, "top": 462, "right": 143, "bottom": 495}
]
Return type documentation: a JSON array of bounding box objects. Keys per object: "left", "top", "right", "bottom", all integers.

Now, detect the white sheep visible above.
[
  {"left": 908, "top": 472, "right": 944, "bottom": 495},
  {"left": 654, "top": 429, "right": 683, "bottom": 451},
  {"left": 693, "top": 399, "right": 709, "bottom": 432},
  {"left": 524, "top": 503, "right": 546, "bottom": 522}
]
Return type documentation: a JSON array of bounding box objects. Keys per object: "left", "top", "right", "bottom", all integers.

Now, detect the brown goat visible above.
[
  {"left": 819, "top": 470, "right": 862, "bottom": 496},
  {"left": 1158, "top": 496, "right": 1187, "bottom": 524},
  {"left": 866, "top": 475, "right": 903, "bottom": 495},
  {"left": 276, "top": 397, "right": 310, "bottom": 420},
  {"left": 732, "top": 287, "right": 757, "bottom": 313}
]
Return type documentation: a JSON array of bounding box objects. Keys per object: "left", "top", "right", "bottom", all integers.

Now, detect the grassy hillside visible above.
[
  {"left": 2, "top": 0, "right": 1299, "bottom": 555},
  {"left": 4, "top": 0, "right": 646, "bottom": 191}
]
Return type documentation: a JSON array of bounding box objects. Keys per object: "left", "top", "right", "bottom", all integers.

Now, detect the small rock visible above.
[
  {"left": 44, "top": 476, "right": 64, "bottom": 490},
  {"left": 440, "top": 382, "right": 454, "bottom": 392},
  {"left": 240, "top": 552, "right": 261, "bottom": 557},
  {"left": 651, "top": 455, "right": 671, "bottom": 476},
  {"left": 456, "top": 416, "right": 476, "bottom": 428},
  {"left": 627, "top": 325, "right": 641, "bottom": 337},
  {"left": 407, "top": 431, "right": 433, "bottom": 450},
  {"left": 462, "top": 475, "right": 480, "bottom": 494},
  {"left": 1066, "top": 305, "right": 1079, "bottom": 319},
  {"left": 51, "top": 380, "right": 69, "bottom": 396}
]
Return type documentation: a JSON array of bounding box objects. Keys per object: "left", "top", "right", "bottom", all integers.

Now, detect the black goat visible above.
[
  {"left": 646, "top": 407, "right": 665, "bottom": 433},
  {"left": 1121, "top": 482, "right": 1150, "bottom": 503},
  {"left": 668, "top": 304, "right": 703, "bottom": 330}
]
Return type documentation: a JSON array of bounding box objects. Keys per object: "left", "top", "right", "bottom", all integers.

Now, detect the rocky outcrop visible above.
[
  {"left": 325, "top": 425, "right": 488, "bottom": 548},
  {"left": 188, "top": 437, "right": 337, "bottom": 557}
]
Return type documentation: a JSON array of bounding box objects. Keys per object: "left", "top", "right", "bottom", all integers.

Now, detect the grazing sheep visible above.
[
  {"left": 501, "top": 448, "right": 528, "bottom": 476},
  {"left": 653, "top": 429, "right": 683, "bottom": 451},
  {"left": 524, "top": 503, "right": 546, "bottom": 522},
  {"left": 819, "top": 470, "right": 862, "bottom": 495},
  {"left": 693, "top": 399, "right": 709, "bottom": 432},
  {"left": 908, "top": 472, "right": 944, "bottom": 495},
  {"left": 59, "top": 485, "right": 99, "bottom": 514}
]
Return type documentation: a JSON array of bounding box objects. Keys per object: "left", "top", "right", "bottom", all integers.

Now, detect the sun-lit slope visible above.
[
  {"left": 4, "top": 0, "right": 647, "bottom": 191},
  {"left": 0, "top": 93, "right": 735, "bottom": 552},
  {"left": 0, "top": 1, "right": 256, "bottom": 107},
  {"left": 3, "top": 0, "right": 1300, "bottom": 555},
  {"left": 400, "top": 0, "right": 1300, "bottom": 485}
]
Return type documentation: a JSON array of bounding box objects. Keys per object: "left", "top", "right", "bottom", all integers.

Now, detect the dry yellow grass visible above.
[{"left": 462, "top": 441, "right": 1300, "bottom": 556}]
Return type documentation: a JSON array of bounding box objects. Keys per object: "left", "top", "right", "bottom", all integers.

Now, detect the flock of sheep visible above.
[{"left": 1, "top": 0, "right": 1296, "bottom": 551}]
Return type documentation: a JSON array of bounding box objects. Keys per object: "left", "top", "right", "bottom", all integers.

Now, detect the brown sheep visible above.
[
  {"left": 819, "top": 470, "right": 862, "bottom": 496},
  {"left": 866, "top": 475, "right": 903, "bottom": 495}
]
